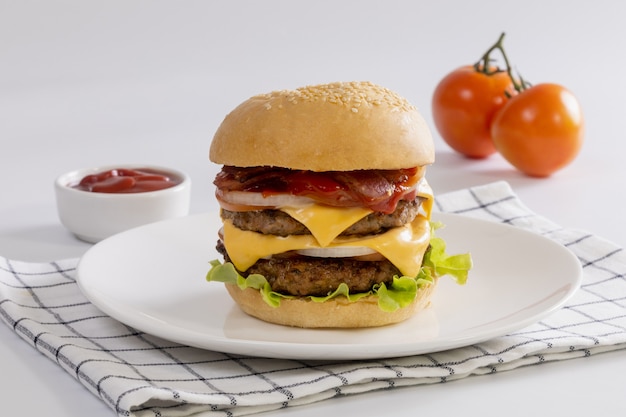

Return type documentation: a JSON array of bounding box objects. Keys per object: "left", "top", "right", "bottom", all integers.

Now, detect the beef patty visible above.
[
  {"left": 221, "top": 197, "right": 423, "bottom": 237},
  {"left": 216, "top": 240, "right": 401, "bottom": 296}
]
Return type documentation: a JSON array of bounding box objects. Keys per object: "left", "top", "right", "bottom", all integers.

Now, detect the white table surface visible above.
[{"left": 2, "top": 1, "right": 626, "bottom": 415}]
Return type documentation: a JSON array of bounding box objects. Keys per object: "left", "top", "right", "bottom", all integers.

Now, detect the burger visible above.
[{"left": 206, "top": 81, "right": 471, "bottom": 328}]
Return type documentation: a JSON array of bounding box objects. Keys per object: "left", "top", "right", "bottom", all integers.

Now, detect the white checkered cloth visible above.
[{"left": 1, "top": 181, "right": 625, "bottom": 417}]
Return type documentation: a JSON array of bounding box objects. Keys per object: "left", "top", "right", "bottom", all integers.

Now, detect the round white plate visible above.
[{"left": 76, "top": 212, "right": 582, "bottom": 360}]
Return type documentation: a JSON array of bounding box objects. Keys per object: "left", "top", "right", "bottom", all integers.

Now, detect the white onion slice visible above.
[
  {"left": 219, "top": 191, "right": 314, "bottom": 208},
  {"left": 296, "top": 246, "right": 377, "bottom": 258}
]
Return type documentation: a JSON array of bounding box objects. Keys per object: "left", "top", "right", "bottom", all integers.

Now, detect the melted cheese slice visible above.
[
  {"left": 280, "top": 205, "right": 372, "bottom": 247},
  {"left": 221, "top": 178, "right": 435, "bottom": 277},
  {"left": 280, "top": 179, "right": 434, "bottom": 247},
  {"left": 222, "top": 216, "right": 431, "bottom": 277}
]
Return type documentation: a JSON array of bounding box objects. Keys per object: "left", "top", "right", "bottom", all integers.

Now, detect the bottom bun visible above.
[{"left": 224, "top": 280, "right": 438, "bottom": 328}]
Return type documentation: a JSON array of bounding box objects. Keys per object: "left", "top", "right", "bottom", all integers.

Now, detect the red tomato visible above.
[
  {"left": 432, "top": 65, "right": 515, "bottom": 158},
  {"left": 490, "top": 83, "right": 584, "bottom": 177}
]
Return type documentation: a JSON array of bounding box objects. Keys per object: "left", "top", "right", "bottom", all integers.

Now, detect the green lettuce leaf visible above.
[
  {"left": 205, "top": 221, "right": 472, "bottom": 312},
  {"left": 421, "top": 221, "right": 473, "bottom": 285}
]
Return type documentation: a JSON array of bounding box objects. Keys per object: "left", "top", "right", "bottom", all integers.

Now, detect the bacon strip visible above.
[{"left": 214, "top": 166, "right": 421, "bottom": 214}]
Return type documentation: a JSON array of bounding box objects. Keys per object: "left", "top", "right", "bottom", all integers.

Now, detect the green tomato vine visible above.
[{"left": 473, "top": 32, "right": 531, "bottom": 95}]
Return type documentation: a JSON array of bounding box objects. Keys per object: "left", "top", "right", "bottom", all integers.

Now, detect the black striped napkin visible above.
[{"left": 1, "top": 181, "right": 625, "bottom": 416}]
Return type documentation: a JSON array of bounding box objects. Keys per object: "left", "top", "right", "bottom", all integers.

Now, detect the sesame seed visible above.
[{"left": 252, "top": 81, "right": 416, "bottom": 113}]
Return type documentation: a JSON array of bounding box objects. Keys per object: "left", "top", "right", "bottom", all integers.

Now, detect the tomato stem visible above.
[
  {"left": 474, "top": 32, "right": 531, "bottom": 94},
  {"left": 473, "top": 32, "right": 506, "bottom": 75}
]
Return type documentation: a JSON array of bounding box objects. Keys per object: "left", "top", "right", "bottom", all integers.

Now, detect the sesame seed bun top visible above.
[{"left": 209, "top": 81, "right": 435, "bottom": 171}]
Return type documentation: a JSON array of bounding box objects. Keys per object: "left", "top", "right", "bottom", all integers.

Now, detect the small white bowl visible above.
[{"left": 55, "top": 164, "right": 191, "bottom": 243}]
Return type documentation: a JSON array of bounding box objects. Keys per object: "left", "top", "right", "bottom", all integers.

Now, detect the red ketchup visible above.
[
  {"left": 72, "top": 168, "right": 181, "bottom": 193},
  {"left": 214, "top": 166, "right": 419, "bottom": 213}
]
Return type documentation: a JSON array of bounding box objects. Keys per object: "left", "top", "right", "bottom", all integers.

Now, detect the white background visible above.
[{"left": 1, "top": 1, "right": 625, "bottom": 416}]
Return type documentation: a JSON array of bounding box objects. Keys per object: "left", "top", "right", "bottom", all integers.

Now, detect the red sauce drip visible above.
[
  {"left": 72, "top": 168, "right": 181, "bottom": 193},
  {"left": 214, "top": 166, "right": 420, "bottom": 214}
]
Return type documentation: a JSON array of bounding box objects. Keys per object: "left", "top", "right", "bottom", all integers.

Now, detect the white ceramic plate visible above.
[{"left": 76, "top": 212, "right": 582, "bottom": 360}]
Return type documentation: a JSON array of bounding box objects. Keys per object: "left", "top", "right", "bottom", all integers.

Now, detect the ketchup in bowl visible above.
[{"left": 72, "top": 168, "right": 181, "bottom": 193}]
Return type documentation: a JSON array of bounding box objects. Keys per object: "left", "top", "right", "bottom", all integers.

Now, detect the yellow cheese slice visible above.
[
  {"left": 221, "top": 178, "right": 435, "bottom": 277},
  {"left": 280, "top": 179, "right": 433, "bottom": 246},
  {"left": 280, "top": 205, "right": 372, "bottom": 247},
  {"left": 222, "top": 216, "right": 431, "bottom": 277}
]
